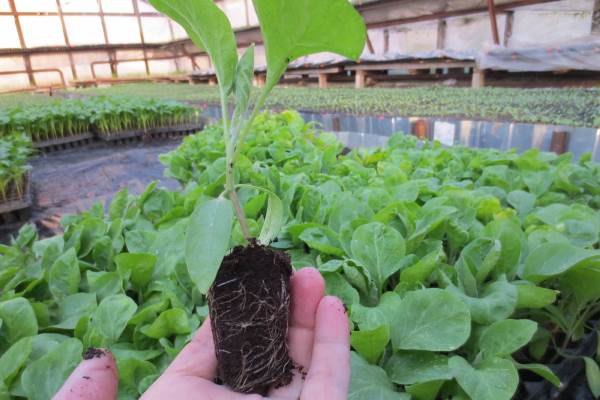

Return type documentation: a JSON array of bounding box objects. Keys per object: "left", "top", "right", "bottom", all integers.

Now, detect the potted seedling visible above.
[{"left": 149, "top": 0, "right": 366, "bottom": 394}]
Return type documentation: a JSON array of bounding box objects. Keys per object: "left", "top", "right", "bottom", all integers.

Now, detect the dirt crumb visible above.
[{"left": 83, "top": 347, "right": 105, "bottom": 360}]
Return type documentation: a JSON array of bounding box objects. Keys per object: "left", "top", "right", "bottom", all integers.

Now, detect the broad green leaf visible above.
[
  {"left": 399, "top": 245, "right": 443, "bottom": 286},
  {"left": 109, "top": 187, "right": 129, "bottom": 220},
  {"left": 48, "top": 248, "right": 80, "bottom": 300},
  {"left": 185, "top": 198, "right": 233, "bottom": 294},
  {"left": 0, "top": 297, "right": 37, "bottom": 344},
  {"left": 479, "top": 319, "right": 538, "bottom": 357},
  {"left": 514, "top": 362, "right": 560, "bottom": 387},
  {"left": 91, "top": 294, "right": 137, "bottom": 345},
  {"left": 350, "top": 222, "right": 406, "bottom": 290},
  {"left": 234, "top": 185, "right": 285, "bottom": 246},
  {"left": 385, "top": 351, "right": 452, "bottom": 385},
  {"left": 522, "top": 242, "right": 600, "bottom": 282},
  {"left": 406, "top": 380, "right": 445, "bottom": 400},
  {"left": 0, "top": 337, "right": 32, "bottom": 386},
  {"left": 140, "top": 308, "right": 191, "bottom": 339},
  {"left": 514, "top": 281, "right": 557, "bottom": 309},
  {"left": 323, "top": 272, "right": 360, "bottom": 306},
  {"left": 52, "top": 293, "right": 97, "bottom": 330},
  {"left": 450, "top": 356, "right": 519, "bottom": 400},
  {"left": 117, "top": 358, "right": 157, "bottom": 394},
  {"left": 351, "top": 292, "right": 402, "bottom": 331},
  {"left": 32, "top": 235, "right": 64, "bottom": 270},
  {"left": 584, "top": 357, "right": 600, "bottom": 398},
  {"left": 86, "top": 270, "right": 123, "bottom": 300},
  {"left": 449, "top": 276, "right": 518, "bottom": 325},
  {"left": 560, "top": 265, "right": 600, "bottom": 304},
  {"left": 349, "top": 352, "right": 410, "bottom": 400},
  {"left": 300, "top": 226, "right": 344, "bottom": 257},
  {"left": 253, "top": 0, "right": 366, "bottom": 91},
  {"left": 483, "top": 218, "right": 524, "bottom": 278},
  {"left": 21, "top": 337, "right": 82, "bottom": 400},
  {"left": 507, "top": 190, "right": 536, "bottom": 218},
  {"left": 115, "top": 253, "right": 157, "bottom": 289},
  {"left": 232, "top": 45, "right": 255, "bottom": 133},
  {"left": 391, "top": 289, "right": 471, "bottom": 352},
  {"left": 350, "top": 325, "right": 389, "bottom": 364},
  {"left": 149, "top": 0, "right": 238, "bottom": 92}
]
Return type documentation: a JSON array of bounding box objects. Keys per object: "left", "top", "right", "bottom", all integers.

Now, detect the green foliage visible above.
[
  {"left": 0, "top": 133, "right": 31, "bottom": 202},
  {"left": 1, "top": 112, "right": 599, "bottom": 398}
]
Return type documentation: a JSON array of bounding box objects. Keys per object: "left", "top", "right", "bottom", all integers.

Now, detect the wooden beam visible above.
[
  {"left": 346, "top": 60, "right": 474, "bottom": 71},
  {"left": 244, "top": 0, "right": 251, "bottom": 27},
  {"left": 383, "top": 29, "right": 390, "bottom": 53},
  {"left": 487, "top": 0, "right": 501, "bottom": 45},
  {"left": 436, "top": 20, "right": 446, "bottom": 50},
  {"left": 504, "top": 10, "right": 514, "bottom": 46},
  {"left": 355, "top": 70, "right": 367, "bottom": 89},
  {"left": 286, "top": 67, "right": 341, "bottom": 76},
  {"left": 55, "top": 0, "right": 78, "bottom": 81},
  {"left": 472, "top": 68, "right": 486, "bottom": 88},
  {"left": 0, "top": 11, "right": 162, "bottom": 17},
  {"left": 318, "top": 73, "right": 328, "bottom": 89},
  {"left": 97, "top": 0, "right": 116, "bottom": 77},
  {"left": 7, "top": 0, "right": 35, "bottom": 87},
  {"left": 592, "top": 0, "right": 600, "bottom": 34},
  {"left": 366, "top": 33, "right": 375, "bottom": 54},
  {"left": 132, "top": 0, "right": 150, "bottom": 75}
]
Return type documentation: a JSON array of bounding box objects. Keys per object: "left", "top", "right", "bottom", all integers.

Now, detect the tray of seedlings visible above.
[
  {"left": 92, "top": 97, "right": 203, "bottom": 144},
  {"left": 1, "top": 99, "right": 96, "bottom": 153},
  {"left": 0, "top": 133, "right": 32, "bottom": 223}
]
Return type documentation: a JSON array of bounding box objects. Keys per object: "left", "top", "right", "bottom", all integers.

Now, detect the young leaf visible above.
[
  {"left": 115, "top": 253, "right": 157, "bottom": 290},
  {"left": 149, "top": 0, "right": 238, "bottom": 92},
  {"left": 232, "top": 45, "right": 255, "bottom": 135},
  {"left": 349, "top": 352, "right": 410, "bottom": 400},
  {"left": 350, "top": 325, "right": 390, "bottom": 364},
  {"left": 513, "top": 362, "right": 560, "bottom": 387},
  {"left": 385, "top": 351, "right": 452, "bottom": 385},
  {"left": 252, "top": 0, "right": 366, "bottom": 91},
  {"left": 450, "top": 356, "right": 519, "bottom": 400},
  {"left": 185, "top": 198, "right": 233, "bottom": 294},
  {"left": 238, "top": 184, "right": 284, "bottom": 245},
  {"left": 0, "top": 337, "right": 32, "bottom": 386},
  {"left": 522, "top": 243, "right": 600, "bottom": 282},
  {"left": 584, "top": 357, "right": 600, "bottom": 398},
  {"left": 390, "top": 289, "right": 471, "bottom": 352},
  {"left": 479, "top": 319, "right": 538, "bottom": 357},
  {"left": 48, "top": 248, "right": 81, "bottom": 300},
  {"left": 91, "top": 294, "right": 137, "bottom": 346},
  {"left": 0, "top": 297, "right": 38, "bottom": 344},
  {"left": 139, "top": 308, "right": 191, "bottom": 339}
]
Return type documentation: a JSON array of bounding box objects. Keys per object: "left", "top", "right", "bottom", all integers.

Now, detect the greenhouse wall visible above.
[{"left": 0, "top": 0, "right": 598, "bottom": 92}]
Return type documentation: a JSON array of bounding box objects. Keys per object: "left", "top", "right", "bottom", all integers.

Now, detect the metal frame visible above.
[{"left": 0, "top": 68, "right": 66, "bottom": 87}]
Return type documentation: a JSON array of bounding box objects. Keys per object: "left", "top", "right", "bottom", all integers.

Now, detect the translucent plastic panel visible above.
[
  {"left": 105, "top": 16, "right": 141, "bottom": 44},
  {"left": 247, "top": 1, "right": 258, "bottom": 26},
  {"left": 0, "top": 16, "right": 21, "bottom": 48},
  {"left": 0, "top": 56, "right": 25, "bottom": 71},
  {"left": 142, "top": 17, "right": 172, "bottom": 43},
  {"left": 137, "top": 0, "right": 156, "bottom": 13},
  {"left": 193, "top": 55, "right": 211, "bottom": 70},
  {"left": 60, "top": 0, "right": 99, "bottom": 13},
  {"left": 148, "top": 59, "right": 177, "bottom": 75},
  {"left": 0, "top": 0, "right": 10, "bottom": 12},
  {"left": 64, "top": 16, "right": 105, "bottom": 46},
  {"left": 20, "top": 16, "right": 66, "bottom": 48},
  {"left": 72, "top": 51, "right": 111, "bottom": 79},
  {"left": 101, "top": 0, "right": 133, "bottom": 14},
  {"left": 116, "top": 60, "right": 146, "bottom": 76},
  {"left": 0, "top": 74, "right": 30, "bottom": 92},
  {"left": 389, "top": 21, "right": 437, "bottom": 53},
  {"left": 171, "top": 22, "right": 188, "bottom": 40},
  {"left": 15, "top": 0, "right": 56, "bottom": 12},
  {"left": 510, "top": 11, "right": 593, "bottom": 46},
  {"left": 445, "top": 14, "right": 506, "bottom": 51},
  {"left": 35, "top": 70, "right": 67, "bottom": 86},
  {"left": 220, "top": 0, "right": 247, "bottom": 28}
]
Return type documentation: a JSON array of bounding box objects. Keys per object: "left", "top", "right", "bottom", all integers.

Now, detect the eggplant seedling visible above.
[{"left": 149, "top": 0, "right": 366, "bottom": 394}]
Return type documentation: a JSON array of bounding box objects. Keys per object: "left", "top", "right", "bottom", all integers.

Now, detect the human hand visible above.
[{"left": 54, "top": 267, "right": 350, "bottom": 400}]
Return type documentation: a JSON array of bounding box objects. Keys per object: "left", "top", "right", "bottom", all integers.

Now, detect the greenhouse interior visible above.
[{"left": 0, "top": 0, "right": 599, "bottom": 399}]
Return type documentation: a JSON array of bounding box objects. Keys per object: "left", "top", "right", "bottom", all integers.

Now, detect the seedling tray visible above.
[
  {"left": 34, "top": 132, "right": 95, "bottom": 153},
  {"left": 0, "top": 173, "right": 32, "bottom": 217},
  {"left": 97, "top": 129, "right": 145, "bottom": 144},
  {"left": 98, "top": 123, "right": 204, "bottom": 144}
]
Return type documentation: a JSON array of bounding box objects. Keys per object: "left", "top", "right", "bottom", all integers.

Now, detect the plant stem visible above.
[
  {"left": 221, "top": 91, "right": 251, "bottom": 240},
  {"left": 232, "top": 90, "right": 269, "bottom": 162}
]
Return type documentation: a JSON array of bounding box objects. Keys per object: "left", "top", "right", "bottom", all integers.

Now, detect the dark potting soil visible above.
[{"left": 208, "top": 243, "right": 293, "bottom": 395}]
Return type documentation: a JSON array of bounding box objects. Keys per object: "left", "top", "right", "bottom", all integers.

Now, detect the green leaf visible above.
[
  {"left": 522, "top": 243, "right": 600, "bottom": 282},
  {"left": 479, "top": 319, "right": 538, "bottom": 357},
  {"left": 0, "top": 337, "right": 32, "bottom": 386},
  {"left": 234, "top": 185, "right": 285, "bottom": 246},
  {"left": 385, "top": 351, "right": 452, "bottom": 385},
  {"left": 232, "top": 45, "right": 255, "bottom": 133},
  {"left": 350, "top": 222, "right": 406, "bottom": 291},
  {"left": 350, "top": 325, "right": 389, "bottom": 364},
  {"left": 584, "top": 357, "right": 600, "bottom": 398},
  {"left": 86, "top": 270, "right": 123, "bottom": 300},
  {"left": 514, "top": 362, "right": 560, "bottom": 387},
  {"left": 21, "top": 337, "right": 82, "bottom": 400},
  {"left": 349, "top": 352, "right": 410, "bottom": 400},
  {"left": 406, "top": 380, "right": 445, "bottom": 400},
  {"left": 351, "top": 292, "right": 402, "bottom": 331},
  {"left": 90, "top": 294, "right": 137, "bottom": 345},
  {"left": 48, "top": 248, "right": 80, "bottom": 300},
  {"left": 253, "top": 0, "right": 366, "bottom": 91},
  {"left": 323, "top": 272, "right": 359, "bottom": 306},
  {"left": 109, "top": 187, "right": 129, "bottom": 220},
  {"left": 140, "top": 308, "right": 191, "bottom": 339},
  {"left": 390, "top": 288, "right": 471, "bottom": 352},
  {"left": 514, "top": 282, "right": 558, "bottom": 309},
  {"left": 149, "top": 0, "right": 238, "bottom": 92},
  {"left": 399, "top": 245, "right": 443, "bottom": 286},
  {"left": 117, "top": 358, "right": 157, "bottom": 394},
  {"left": 185, "top": 198, "right": 233, "bottom": 294},
  {"left": 115, "top": 253, "right": 157, "bottom": 289},
  {"left": 300, "top": 226, "right": 344, "bottom": 257},
  {"left": 52, "top": 293, "right": 97, "bottom": 330},
  {"left": 0, "top": 297, "right": 38, "bottom": 344},
  {"left": 450, "top": 356, "right": 519, "bottom": 400}
]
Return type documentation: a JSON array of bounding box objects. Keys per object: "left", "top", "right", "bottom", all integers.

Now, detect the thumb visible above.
[{"left": 53, "top": 348, "right": 119, "bottom": 400}]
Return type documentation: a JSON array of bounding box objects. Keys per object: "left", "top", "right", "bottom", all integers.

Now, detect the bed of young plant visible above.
[
  {"left": 70, "top": 83, "right": 600, "bottom": 128},
  {"left": 0, "top": 133, "right": 32, "bottom": 202},
  {"left": 0, "top": 96, "right": 200, "bottom": 141},
  {"left": 1, "top": 111, "right": 598, "bottom": 399}
]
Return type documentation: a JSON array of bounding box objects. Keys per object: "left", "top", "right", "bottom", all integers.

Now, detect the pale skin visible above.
[{"left": 54, "top": 267, "right": 350, "bottom": 400}]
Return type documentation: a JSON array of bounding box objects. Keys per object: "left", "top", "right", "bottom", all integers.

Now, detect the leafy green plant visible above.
[{"left": 0, "top": 133, "right": 32, "bottom": 202}]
